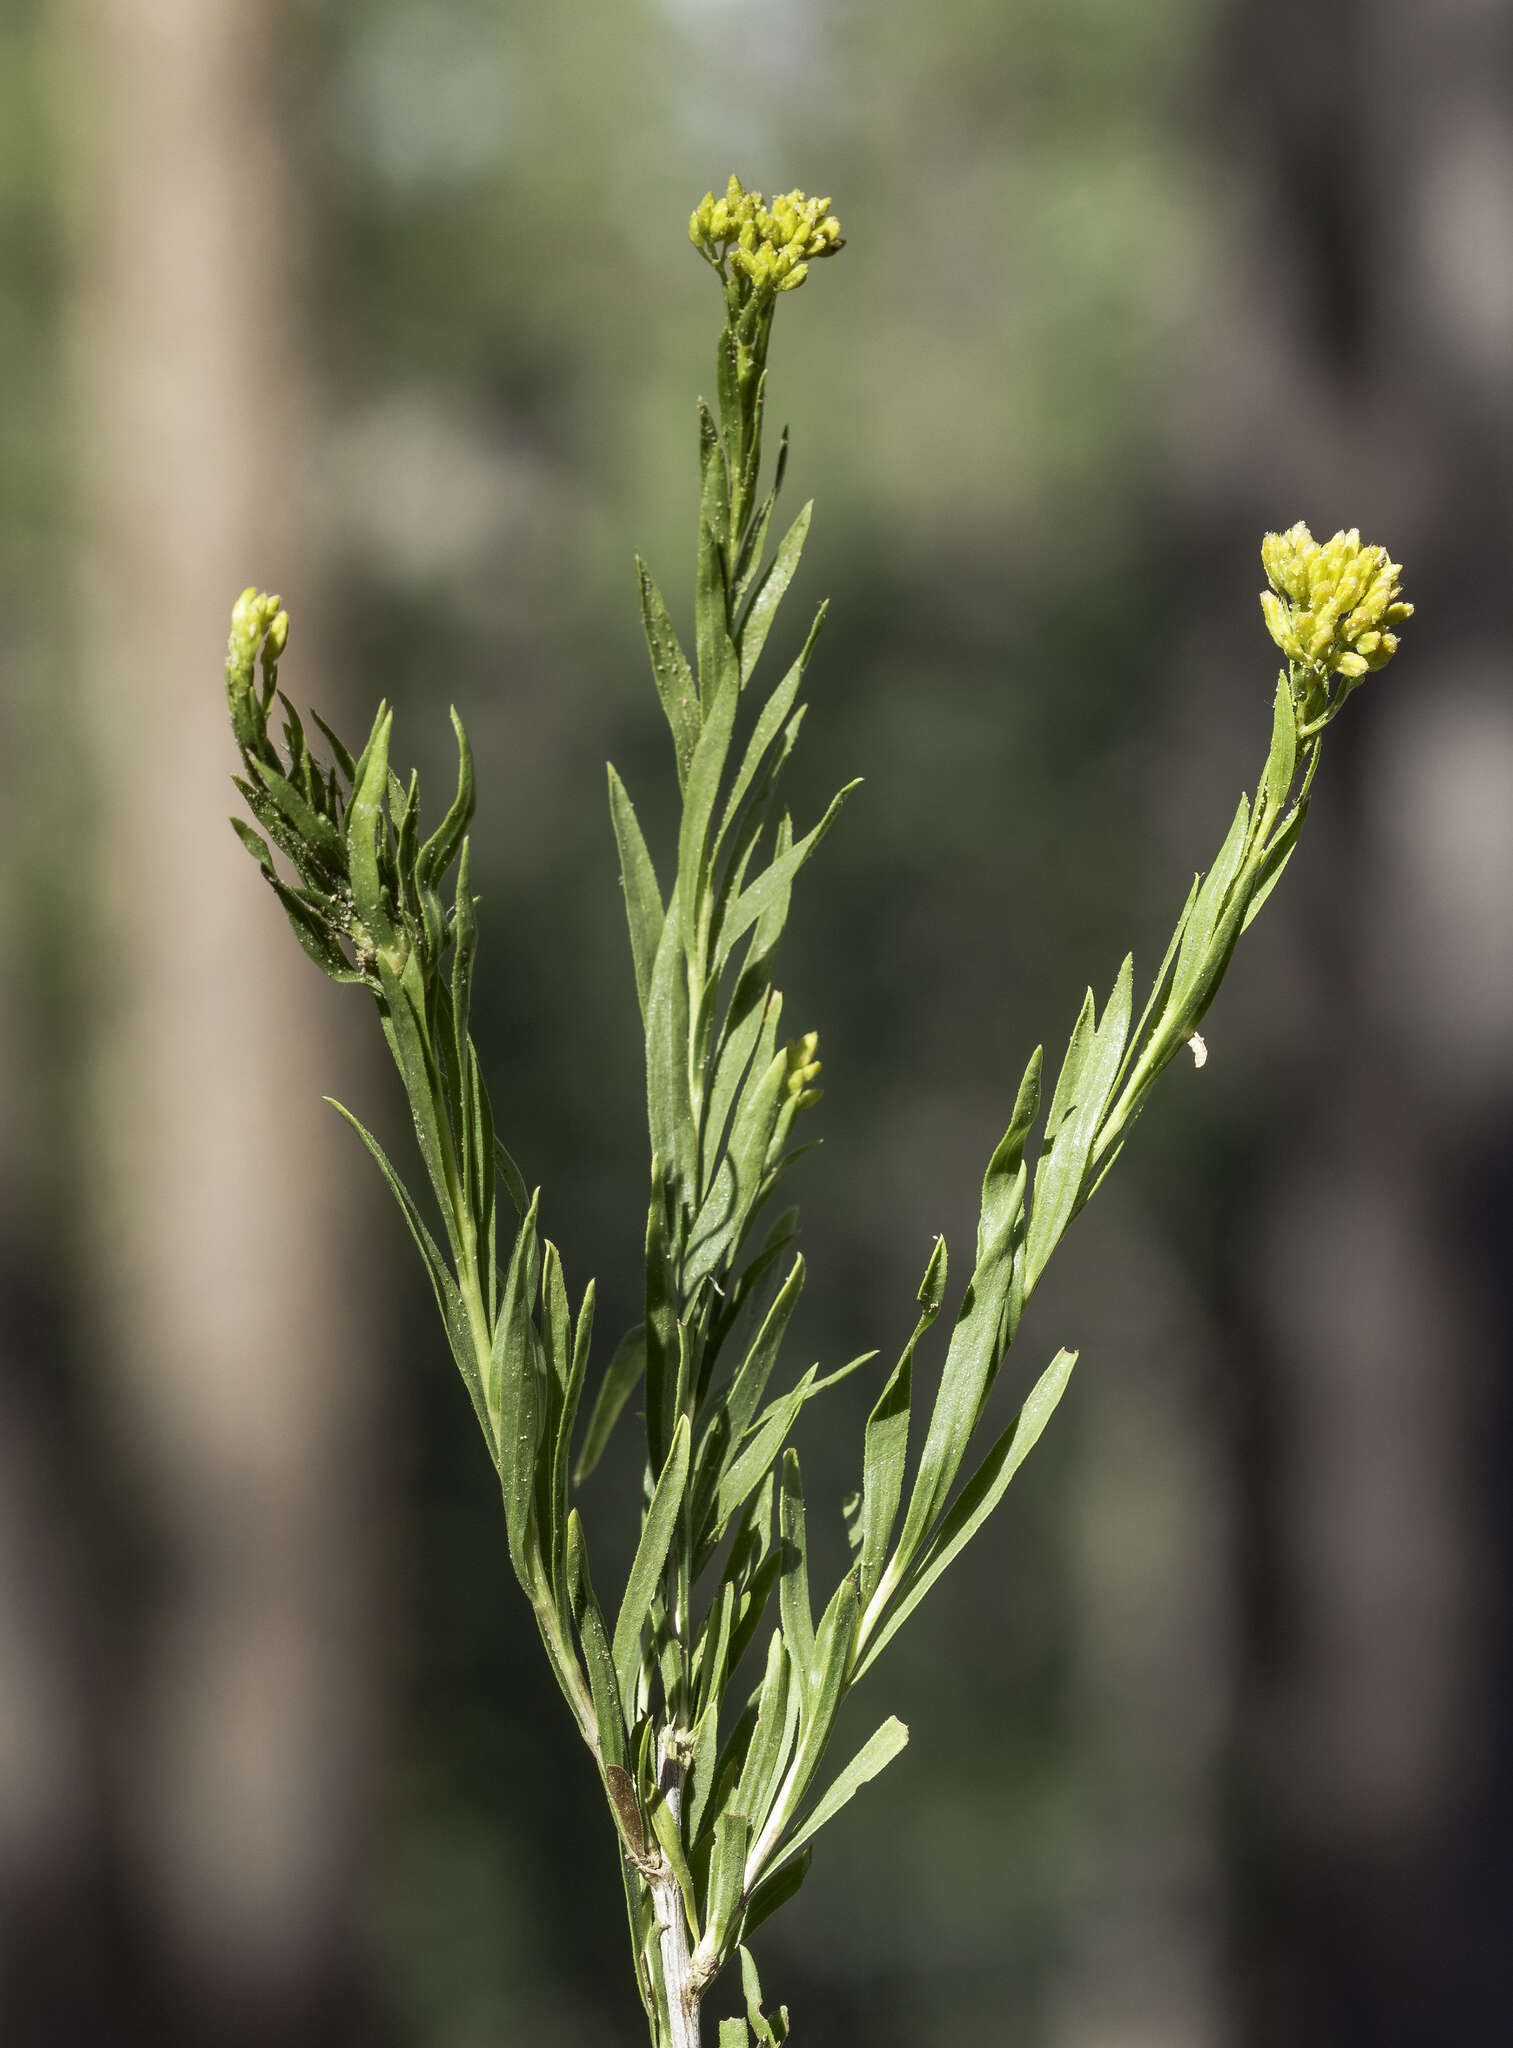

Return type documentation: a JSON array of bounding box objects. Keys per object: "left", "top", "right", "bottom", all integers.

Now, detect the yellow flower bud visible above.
[
  {"left": 783, "top": 1031, "right": 822, "bottom": 1101},
  {"left": 690, "top": 176, "right": 843, "bottom": 307},
  {"left": 1258, "top": 520, "right": 1412, "bottom": 705}
]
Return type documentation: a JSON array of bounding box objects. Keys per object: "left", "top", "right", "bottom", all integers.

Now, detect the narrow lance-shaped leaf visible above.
[
  {"left": 761, "top": 1575, "right": 859, "bottom": 1854},
  {"left": 493, "top": 1192, "right": 543, "bottom": 1575},
  {"left": 858, "top": 1237, "right": 945, "bottom": 1607},
  {"left": 704, "top": 1808, "right": 753, "bottom": 1958},
  {"left": 678, "top": 662, "right": 741, "bottom": 956},
  {"left": 326, "top": 1098, "right": 492, "bottom": 1456},
  {"left": 549, "top": 1279, "right": 595, "bottom": 1593},
  {"left": 781, "top": 1715, "right": 909, "bottom": 1859},
  {"left": 416, "top": 705, "right": 475, "bottom": 888},
  {"left": 716, "top": 781, "right": 861, "bottom": 968},
  {"left": 777, "top": 1449, "right": 813, "bottom": 1684},
  {"left": 345, "top": 706, "right": 395, "bottom": 948},
  {"left": 854, "top": 1348, "right": 1077, "bottom": 1681},
  {"left": 734, "top": 1628, "right": 793, "bottom": 1837},
  {"left": 574, "top": 1321, "right": 647, "bottom": 1486},
  {"left": 607, "top": 765, "right": 665, "bottom": 1023},
  {"left": 644, "top": 882, "right": 693, "bottom": 1195},
  {"left": 566, "top": 1510, "right": 631, "bottom": 1777},
  {"left": 737, "top": 499, "right": 812, "bottom": 685},
  {"left": 1023, "top": 957, "right": 1132, "bottom": 1292},
  {"left": 612, "top": 1413, "right": 692, "bottom": 1705},
  {"left": 713, "top": 603, "right": 826, "bottom": 862},
  {"left": 884, "top": 1051, "right": 1042, "bottom": 1592},
  {"left": 737, "top": 1845, "right": 810, "bottom": 1945},
  {"left": 696, "top": 400, "right": 737, "bottom": 710},
  {"left": 636, "top": 558, "right": 702, "bottom": 783}
]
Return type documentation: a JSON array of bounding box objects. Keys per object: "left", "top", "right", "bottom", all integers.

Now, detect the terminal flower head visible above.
[
  {"left": 1260, "top": 523, "right": 1412, "bottom": 682},
  {"left": 690, "top": 174, "right": 843, "bottom": 305},
  {"left": 225, "top": 586, "right": 289, "bottom": 752}
]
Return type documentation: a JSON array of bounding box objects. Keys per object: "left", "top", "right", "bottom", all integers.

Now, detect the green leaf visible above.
[
  {"left": 685, "top": 1042, "right": 788, "bottom": 1297},
  {"left": 249, "top": 754, "right": 346, "bottom": 881},
  {"left": 574, "top": 1321, "right": 647, "bottom": 1485},
  {"left": 777, "top": 1450, "right": 814, "bottom": 1684},
  {"left": 229, "top": 815, "right": 274, "bottom": 872},
  {"left": 693, "top": 1251, "right": 800, "bottom": 1554},
  {"left": 715, "top": 605, "right": 827, "bottom": 862},
  {"left": 267, "top": 873, "right": 361, "bottom": 983},
  {"left": 612, "top": 1414, "right": 692, "bottom": 1705},
  {"left": 705, "top": 1807, "right": 753, "bottom": 1955},
  {"left": 708, "top": 1370, "right": 815, "bottom": 1548},
  {"left": 345, "top": 707, "right": 395, "bottom": 948},
  {"left": 715, "top": 325, "right": 741, "bottom": 449},
  {"left": 607, "top": 765, "right": 665, "bottom": 1023},
  {"left": 1241, "top": 800, "right": 1306, "bottom": 934},
  {"left": 643, "top": 1173, "right": 680, "bottom": 1475},
  {"left": 1258, "top": 672, "right": 1299, "bottom": 827},
  {"left": 327, "top": 1097, "right": 491, "bottom": 1455},
  {"left": 887, "top": 1066, "right": 1046, "bottom": 1591},
  {"left": 493, "top": 1193, "right": 543, "bottom": 1574},
  {"left": 647, "top": 1785, "right": 700, "bottom": 1939},
  {"left": 450, "top": 843, "right": 486, "bottom": 1221},
  {"left": 1113, "top": 874, "right": 1200, "bottom": 1100},
  {"left": 733, "top": 424, "right": 789, "bottom": 598},
  {"left": 720, "top": 2021, "right": 750, "bottom": 2048},
  {"left": 737, "top": 1845, "right": 810, "bottom": 1945},
  {"left": 696, "top": 402, "right": 736, "bottom": 712},
  {"left": 418, "top": 707, "right": 476, "bottom": 889},
  {"left": 566, "top": 1510, "right": 630, "bottom": 1775},
  {"left": 720, "top": 1257, "right": 806, "bottom": 1458},
  {"left": 716, "top": 782, "right": 860, "bottom": 968},
  {"left": 679, "top": 661, "right": 741, "bottom": 955},
  {"left": 737, "top": 500, "right": 811, "bottom": 685},
  {"left": 855, "top": 1349, "right": 1077, "bottom": 1681},
  {"left": 375, "top": 957, "right": 456, "bottom": 1237},
  {"left": 857, "top": 1241, "right": 946, "bottom": 1607},
  {"left": 549, "top": 1277, "right": 595, "bottom": 1597},
  {"left": 645, "top": 884, "right": 693, "bottom": 1195},
  {"left": 783, "top": 1716, "right": 909, "bottom": 1858},
  {"left": 1171, "top": 794, "right": 1251, "bottom": 1013},
  {"left": 494, "top": 1136, "right": 528, "bottom": 1219},
  {"left": 978, "top": 1050, "right": 1042, "bottom": 1262},
  {"left": 772, "top": 1574, "right": 860, "bottom": 1840},
  {"left": 722, "top": 1550, "right": 782, "bottom": 1690},
  {"left": 1024, "top": 956, "right": 1133, "bottom": 1291},
  {"left": 637, "top": 559, "right": 702, "bottom": 784},
  {"left": 694, "top": 1579, "right": 738, "bottom": 1728},
  {"left": 734, "top": 1628, "right": 794, "bottom": 1836},
  {"left": 309, "top": 707, "right": 356, "bottom": 781},
  {"left": 740, "top": 1946, "right": 789, "bottom": 2047}
]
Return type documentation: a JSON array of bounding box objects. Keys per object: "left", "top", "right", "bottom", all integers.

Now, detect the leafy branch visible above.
[{"left": 221, "top": 176, "right": 1410, "bottom": 2048}]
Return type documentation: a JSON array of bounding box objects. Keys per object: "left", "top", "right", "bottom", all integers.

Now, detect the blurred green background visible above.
[{"left": 4, "top": 1, "right": 1512, "bottom": 2043}]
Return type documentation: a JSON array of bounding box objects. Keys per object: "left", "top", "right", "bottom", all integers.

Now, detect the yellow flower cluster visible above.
[
  {"left": 689, "top": 175, "right": 844, "bottom": 300},
  {"left": 227, "top": 585, "right": 288, "bottom": 682},
  {"left": 783, "top": 1030, "right": 823, "bottom": 1109},
  {"left": 1259, "top": 523, "right": 1412, "bottom": 681}
]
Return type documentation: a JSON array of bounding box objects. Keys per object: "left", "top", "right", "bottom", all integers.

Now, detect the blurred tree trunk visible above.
[
  {"left": 1209, "top": 0, "right": 1513, "bottom": 2038},
  {"left": 54, "top": 2, "right": 386, "bottom": 2040}
]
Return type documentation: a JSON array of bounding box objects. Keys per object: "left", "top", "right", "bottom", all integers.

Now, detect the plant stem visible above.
[{"left": 650, "top": 1761, "right": 702, "bottom": 2048}]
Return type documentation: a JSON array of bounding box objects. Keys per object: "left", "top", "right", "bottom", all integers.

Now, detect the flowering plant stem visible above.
[{"left": 219, "top": 179, "right": 1408, "bottom": 2045}]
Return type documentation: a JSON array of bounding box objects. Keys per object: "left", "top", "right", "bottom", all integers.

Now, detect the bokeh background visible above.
[{"left": 3, "top": 1, "right": 1512, "bottom": 2042}]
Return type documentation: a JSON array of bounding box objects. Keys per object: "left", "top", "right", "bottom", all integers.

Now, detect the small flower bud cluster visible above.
[
  {"left": 1259, "top": 523, "right": 1412, "bottom": 682},
  {"left": 783, "top": 1030, "right": 823, "bottom": 1110},
  {"left": 227, "top": 586, "right": 288, "bottom": 685},
  {"left": 689, "top": 174, "right": 844, "bottom": 302},
  {"left": 225, "top": 586, "right": 289, "bottom": 751}
]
